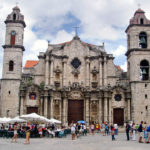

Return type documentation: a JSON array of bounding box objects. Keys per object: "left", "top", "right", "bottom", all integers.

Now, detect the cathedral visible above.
[{"left": 0, "top": 6, "right": 150, "bottom": 126}]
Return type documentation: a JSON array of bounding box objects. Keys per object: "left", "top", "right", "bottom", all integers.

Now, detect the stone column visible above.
[
  {"left": 63, "top": 97, "right": 67, "bottom": 125},
  {"left": 109, "top": 98, "right": 112, "bottom": 124},
  {"left": 98, "top": 97, "right": 102, "bottom": 124},
  {"left": 50, "top": 95, "right": 54, "bottom": 118},
  {"left": 99, "top": 58, "right": 102, "bottom": 86},
  {"left": 104, "top": 97, "right": 108, "bottom": 122},
  {"left": 85, "top": 95, "right": 90, "bottom": 125},
  {"left": 86, "top": 58, "right": 90, "bottom": 87},
  {"left": 40, "top": 96, "right": 43, "bottom": 116},
  {"left": 44, "top": 96, "right": 48, "bottom": 118},
  {"left": 45, "top": 56, "right": 49, "bottom": 85},
  {"left": 104, "top": 56, "right": 107, "bottom": 86},
  {"left": 50, "top": 56, "right": 54, "bottom": 86},
  {"left": 128, "top": 99, "right": 131, "bottom": 121},
  {"left": 20, "top": 96, "right": 24, "bottom": 115},
  {"left": 59, "top": 101, "right": 62, "bottom": 121},
  {"left": 63, "top": 58, "right": 67, "bottom": 87}
]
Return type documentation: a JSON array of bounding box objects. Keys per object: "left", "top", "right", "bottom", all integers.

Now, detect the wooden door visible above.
[
  {"left": 113, "top": 108, "right": 124, "bottom": 126},
  {"left": 27, "top": 107, "right": 38, "bottom": 114},
  {"left": 68, "top": 100, "right": 84, "bottom": 124}
]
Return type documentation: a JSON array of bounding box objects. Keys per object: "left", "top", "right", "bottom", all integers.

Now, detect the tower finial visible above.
[
  {"left": 138, "top": 3, "right": 141, "bottom": 9},
  {"left": 73, "top": 25, "right": 80, "bottom": 36}
]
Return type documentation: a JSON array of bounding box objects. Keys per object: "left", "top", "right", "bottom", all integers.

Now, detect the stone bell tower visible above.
[
  {"left": 126, "top": 8, "right": 150, "bottom": 123},
  {"left": 0, "top": 6, "right": 26, "bottom": 117}
]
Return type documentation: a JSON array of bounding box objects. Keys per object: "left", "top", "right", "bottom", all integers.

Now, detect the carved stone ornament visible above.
[
  {"left": 69, "top": 91, "right": 83, "bottom": 100},
  {"left": 92, "top": 82, "right": 98, "bottom": 88},
  {"left": 71, "top": 69, "right": 80, "bottom": 75},
  {"left": 54, "top": 66, "right": 62, "bottom": 74},
  {"left": 91, "top": 66, "right": 99, "bottom": 75}
]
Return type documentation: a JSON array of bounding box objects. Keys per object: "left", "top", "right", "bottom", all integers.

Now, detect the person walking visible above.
[
  {"left": 126, "top": 122, "right": 130, "bottom": 141},
  {"left": 11, "top": 122, "right": 18, "bottom": 143}
]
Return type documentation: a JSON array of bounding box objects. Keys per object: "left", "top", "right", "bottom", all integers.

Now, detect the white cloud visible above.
[
  {"left": 51, "top": 30, "right": 73, "bottom": 44},
  {"left": 30, "top": 40, "right": 47, "bottom": 52},
  {"left": 111, "top": 45, "right": 126, "bottom": 57},
  {"left": 1, "top": 0, "right": 150, "bottom": 78},
  {"left": 121, "top": 61, "right": 127, "bottom": 72}
]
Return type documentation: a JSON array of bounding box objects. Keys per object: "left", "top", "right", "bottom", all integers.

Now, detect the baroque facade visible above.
[{"left": 0, "top": 6, "right": 150, "bottom": 126}]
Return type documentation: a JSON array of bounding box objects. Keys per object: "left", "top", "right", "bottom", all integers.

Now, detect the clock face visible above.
[{"left": 114, "top": 94, "right": 122, "bottom": 101}]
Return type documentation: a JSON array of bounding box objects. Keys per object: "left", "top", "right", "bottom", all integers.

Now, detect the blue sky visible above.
[{"left": 0, "top": 0, "right": 150, "bottom": 78}]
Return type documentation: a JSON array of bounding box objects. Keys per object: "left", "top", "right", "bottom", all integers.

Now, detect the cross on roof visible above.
[
  {"left": 16, "top": 2, "right": 19, "bottom": 6},
  {"left": 73, "top": 25, "right": 80, "bottom": 36}
]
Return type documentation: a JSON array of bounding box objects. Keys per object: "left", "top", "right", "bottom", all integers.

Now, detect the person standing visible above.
[
  {"left": 126, "top": 122, "right": 130, "bottom": 141},
  {"left": 114, "top": 124, "right": 118, "bottom": 135},
  {"left": 111, "top": 125, "right": 115, "bottom": 141},
  {"left": 132, "top": 123, "right": 136, "bottom": 141},
  {"left": 11, "top": 122, "right": 18, "bottom": 143},
  {"left": 138, "top": 121, "right": 143, "bottom": 143},
  {"left": 71, "top": 123, "right": 76, "bottom": 140},
  {"left": 24, "top": 122, "right": 31, "bottom": 144}
]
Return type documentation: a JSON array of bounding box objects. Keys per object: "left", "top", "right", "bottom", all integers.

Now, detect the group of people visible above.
[
  {"left": 11, "top": 122, "right": 31, "bottom": 144},
  {"left": 126, "top": 121, "right": 150, "bottom": 143},
  {"left": 70, "top": 121, "right": 118, "bottom": 141}
]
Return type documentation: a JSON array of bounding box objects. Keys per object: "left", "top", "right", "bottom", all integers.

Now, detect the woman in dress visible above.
[
  {"left": 11, "top": 122, "right": 18, "bottom": 143},
  {"left": 24, "top": 122, "right": 31, "bottom": 144}
]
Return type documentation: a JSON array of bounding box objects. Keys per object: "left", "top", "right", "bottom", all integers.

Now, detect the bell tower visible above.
[
  {"left": 126, "top": 8, "right": 150, "bottom": 123},
  {"left": 0, "top": 6, "right": 26, "bottom": 117}
]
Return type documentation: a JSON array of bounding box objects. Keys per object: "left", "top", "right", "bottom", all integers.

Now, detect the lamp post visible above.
[{"left": 6, "top": 110, "right": 9, "bottom": 117}]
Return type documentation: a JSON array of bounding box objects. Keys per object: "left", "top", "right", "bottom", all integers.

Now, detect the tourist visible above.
[
  {"left": 132, "top": 123, "right": 136, "bottom": 141},
  {"left": 11, "top": 122, "right": 18, "bottom": 143},
  {"left": 146, "top": 124, "right": 150, "bottom": 143},
  {"left": 96, "top": 123, "right": 100, "bottom": 133},
  {"left": 90, "top": 123, "right": 95, "bottom": 135},
  {"left": 83, "top": 124, "right": 87, "bottom": 136},
  {"left": 114, "top": 124, "right": 118, "bottom": 135},
  {"left": 138, "top": 121, "right": 143, "bottom": 143},
  {"left": 143, "top": 122, "right": 148, "bottom": 143},
  {"left": 111, "top": 125, "right": 115, "bottom": 141},
  {"left": 126, "top": 122, "right": 130, "bottom": 141},
  {"left": 38, "top": 126, "right": 43, "bottom": 138},
  {"left": 24, "top": 122, "right": 31, "bottom": 144},
  {"left": 71, "top": 123, "right": 76, "bottom": 140}
]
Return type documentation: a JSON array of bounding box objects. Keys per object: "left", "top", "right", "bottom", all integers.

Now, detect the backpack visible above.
[{"left": 147, "top": 126, "right": 150, "bottom": 132}]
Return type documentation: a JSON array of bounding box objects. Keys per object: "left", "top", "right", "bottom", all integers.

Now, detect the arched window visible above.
[
  {"left": 10, "top": 31, "right": 16, "bottom": 45},
  {"left": 140, "top": 18, "right": 144, "bottom": 24},
  {"left": 140, "top": 60, "right": 149, "bottom": 80},
  {"left": 139, "top": 32, "right": 147, "bottom": 48},
  {"left": 13, "top": 14, "right": 16, "bottom": 20},
  {"left": 9, "top": 61, "right": 14, "bottom": 71}
]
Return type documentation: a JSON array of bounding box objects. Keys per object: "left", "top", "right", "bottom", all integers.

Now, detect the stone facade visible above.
[{"left": 1, "top": 7, "right": 150, "bottom": 125}]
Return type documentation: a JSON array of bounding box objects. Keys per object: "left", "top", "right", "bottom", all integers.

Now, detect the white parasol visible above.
[
  {"left": 49, "top": 118, "right": 61, "bottom": 124},
  {"left": 20, "top": 113, "right": 49, "bottom": 124},
  {"left": 0, "top": 117, "right": 11, "bottom": 124},
  {"left": 9, "top": 116, "right": 26, "bottom": 124}
]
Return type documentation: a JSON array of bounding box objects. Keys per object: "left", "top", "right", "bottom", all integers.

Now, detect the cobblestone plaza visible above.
[{"left": 0, "top": 133, "right": 149, "bottom": 150}]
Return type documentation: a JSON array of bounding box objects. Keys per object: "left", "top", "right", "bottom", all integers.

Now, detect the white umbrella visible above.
[
  {"left": 0, "top": 117, "right": 11, "bottom": 124},
  {"left": 20, "top": 113, "right": 49, "bottom": 124},
  {"left": 49, "top": 118, "right": 61, "bottom": 124},
  {"left": 9, "top": 116, "right": 26, "bottom": 124}
]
